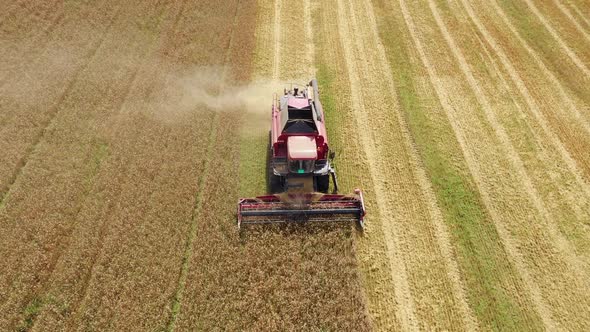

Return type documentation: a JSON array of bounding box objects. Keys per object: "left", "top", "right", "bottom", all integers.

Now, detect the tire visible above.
[
  {"left": 269, "top": 173, "right": 283, "bottom": 194},
  {"left": 315, "top": 175, "right": 330, "bottom": 193},
  {"left": 268, "top": 153, "right": 283, "bottom": 194}
]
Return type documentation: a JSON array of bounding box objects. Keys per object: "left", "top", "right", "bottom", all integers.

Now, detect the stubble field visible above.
[{"left": 1, "top": 0, "right": 589, "bottom": 330}]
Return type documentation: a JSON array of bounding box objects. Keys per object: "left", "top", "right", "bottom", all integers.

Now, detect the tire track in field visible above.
[
  {"left": 303, "top": 0, "right": 314, "bottom": 77},
  {"left": 28, "top": 42, "right": 143, "bottom": 332},
  {"left": 0, "top": 0, "right": 63, "bottom": 53},
  {"left": 471, "top": 31, "right": 590, "bottom": 223},
  {"left": 22, "top": 142, "right": 117, "bottom": 330},
  {"left": 484, "top": 0, "right": 590, "bottom": 182},
  {"left": 567, "top": 0, "right": 590, "bottom": 27},
  {"left": 411, "top": 0, "right": 590, "bottom": 326},
  {"left": 336, "top": 0, "right": 417, "bottom": 328},
  {"left": 553, "top": 0, "right": 590, "bottom": 41},
  {"left": 166, "top": 103, "right": 219, "bottom": 332},
  {"left": 166, "top": 2, "right": 242, "bottom": 330},
  {"left": 0, "top": 4, "right": 122, "bottom": 211},
  {"left": 428, "top": 0, "right": 589, "bottom": 276},
  {"left": 67, "top": 0, "right": 247, "bottom": 327},
  {"left": 521, "top": 0, "right": 590, "bottom": 76},
  {"left": 336, "top": 0, "right": 476, "bottom": 328},
  {"left": 455, "top": 0, "right": 590, "bottom": 210},
  {"left": 353, "top": 0, "right": 478, "bottom": 329},
  {"left": 51, "top": 3, "right": 190, "bottom": 328},
  {"left": 0, "top": 0, "right": 111, "bottom": 108},
  {"left": 42, "top": 179, "right": 127, "bottom": 332},
  {"left": 486, "top": 0, "right": 590, "bottom": 126},
  {"left": 277, "top": 0, "right": 311, "bottom": 80},
  {"left": 12, "top": 1, "right": 178, "bottom": 328},
  {"left": 272, "top": 0, "right": 282, "bottom": 80},
  {"left": 1, "top": 4, "right": 142, "bottom": 329},
  {"left": 0, "top": 1, "right": 115, "bottom": 207},
  {"left": 397, "top": 0, "right": 557, "bottom": 329}
]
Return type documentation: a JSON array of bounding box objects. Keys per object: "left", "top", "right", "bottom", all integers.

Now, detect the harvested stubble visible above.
[
  {"left": 485, "top": 0, "right": 590, "bottom": 179},
  {"left": 521, "top": 0, "right": 590, "bottom": 68},
  {"left": 392, "top": 0, "right": 590, "bottom": 329},
  {"left": 440, "top": 0, "right": 590, "bottom": 261},
  {"left": 314, "top": 0, "right": 477, "bottom": 329},
  {"left": 319, "top": 0, "right": 590, "bottom": 330},
  {"left": 492, "top": 0, "right": 590, "bottom": 105}
]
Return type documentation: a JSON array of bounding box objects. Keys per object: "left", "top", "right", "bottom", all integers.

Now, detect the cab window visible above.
[{"left": 289, "top": 160, "right": 315, "bottom": 174}]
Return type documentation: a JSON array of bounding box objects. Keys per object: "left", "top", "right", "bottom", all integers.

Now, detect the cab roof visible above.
[{"left": 287, "top": 136, "right": 317, "bottom": 160}]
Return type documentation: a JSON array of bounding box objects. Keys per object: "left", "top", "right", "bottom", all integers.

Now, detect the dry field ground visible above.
[{"left": 0, "top": 0, "right": 589, "bottom": 330}]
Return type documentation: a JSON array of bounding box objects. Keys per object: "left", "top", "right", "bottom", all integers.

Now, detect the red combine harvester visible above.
[{"left": 237, "top": 79, "right": 366, "bottom": 230}]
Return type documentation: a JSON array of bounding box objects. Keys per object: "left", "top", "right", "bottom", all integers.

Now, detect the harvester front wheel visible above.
[
  {"left": 267, "top": 131, "right": 283, "bottom": 194},
  {"left": 269, "top": 174, "right": 283, "bottom": 193},
  {"left": 268, "top": 154, "right": 283, "bottom": 193},
  {"left": 315, "top": 175, "right": 330, "bottom": 193}
]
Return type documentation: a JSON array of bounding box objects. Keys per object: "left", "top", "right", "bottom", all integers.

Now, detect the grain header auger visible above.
[{"left": 237, "top": 79, "right": 366, "bottom": 230}]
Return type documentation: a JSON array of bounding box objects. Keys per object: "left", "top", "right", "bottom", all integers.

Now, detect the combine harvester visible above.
[{"left": 237, "top": 79, "right": 366, "bottom": 230}]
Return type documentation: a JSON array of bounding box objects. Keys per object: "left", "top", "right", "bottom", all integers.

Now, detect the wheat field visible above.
[{"left": 0, "top": 0, "right": 589, "bottom": 330}]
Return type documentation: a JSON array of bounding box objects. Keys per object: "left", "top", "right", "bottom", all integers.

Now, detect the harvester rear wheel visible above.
[{"left": 315, "top": 175, "right": 330, "bottom": 193}]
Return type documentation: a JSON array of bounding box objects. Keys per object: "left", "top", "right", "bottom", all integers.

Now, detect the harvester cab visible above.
[{"left": 237, "top": 79, "right": 366, "bottom": 230}]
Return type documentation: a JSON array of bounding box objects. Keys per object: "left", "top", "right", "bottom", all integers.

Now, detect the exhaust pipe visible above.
[{"left": 309, "top": 79, "right": 324, "bottom": 121}]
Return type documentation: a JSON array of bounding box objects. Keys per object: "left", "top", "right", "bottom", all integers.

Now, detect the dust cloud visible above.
[
  {"left": 148, "top": 66, "right": 318, "bottom": 137},
  {"left": 0, "top": 45, "right": 78, "bottom": 108},
  {"left": 149, "top": 66, "right": 297, "bottom": 131}
]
